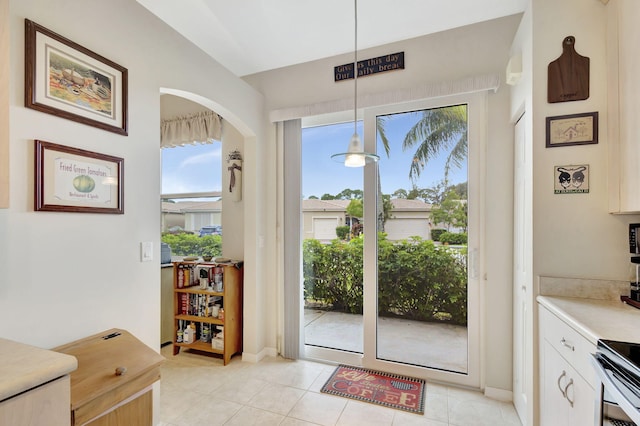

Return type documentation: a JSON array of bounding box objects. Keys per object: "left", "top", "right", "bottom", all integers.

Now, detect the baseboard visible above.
[
  {"left": 241, "top": 346, "right": 278, "bottom": 363},
  {"left": 484, "top": 386, "right": 513, "bottom": 402}
]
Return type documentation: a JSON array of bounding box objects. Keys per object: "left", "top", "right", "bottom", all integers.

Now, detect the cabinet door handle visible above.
[
  {"left": 560, "top": 337, "right": 575, "bottom": 351},
  {"left": 563, "top": 379, "right": 574, "bottom": 407},
  {"left": 557, "top": 370, "right": 567, "bottom": 397}
]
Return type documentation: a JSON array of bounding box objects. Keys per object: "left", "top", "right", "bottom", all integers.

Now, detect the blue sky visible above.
[
  {"left": 161, "top": 110, "right": 467, "bottom": 198},
  {"left": 162, "top": 143, "right": 223, "bottom": 195},
  {"left": 302, "top": 112, "right": 467, "bottom": 198}
]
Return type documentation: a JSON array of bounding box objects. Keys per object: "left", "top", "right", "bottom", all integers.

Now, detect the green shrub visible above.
[
  {"left": 439, "top": 232, "right": 467, "bottom": 245},
  {"left": 335, "top": 225, "right": 350, "bottom": 240},
  {"left": 303, "top": 233, "right": 468, "bottom": 325},
  {"left": 430, "top": 228, "right": 446, "bottom": 241},
  {"left": 161, "top": 233, "right": 222, "bottom": 257}
]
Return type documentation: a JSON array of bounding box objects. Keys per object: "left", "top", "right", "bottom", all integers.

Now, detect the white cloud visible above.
[{"left": 179, "top": 148, "right": 221, "bottom": 169}]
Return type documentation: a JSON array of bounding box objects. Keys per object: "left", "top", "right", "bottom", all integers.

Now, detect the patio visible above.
[{"left": 304, "top": 308, "right": 468, "bottom": 372}]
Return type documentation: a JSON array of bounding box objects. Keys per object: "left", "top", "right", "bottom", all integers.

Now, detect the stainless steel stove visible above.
[{"left": 592, "top": 340, "right": 640, "bottom": 425}]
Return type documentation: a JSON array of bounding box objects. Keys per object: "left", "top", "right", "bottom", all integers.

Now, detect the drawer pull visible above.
[
  {"left": 557, "top": 370, "right": 567, "bottom": 397},
  {"left": 560, "top": 337, "right": 575, "bottom": 351},
  {"left": 564, "top": 379, "right": 574, "bottom": 407},
  {"left": 115, "top": 366, "right": 127, "bottom": 376}
]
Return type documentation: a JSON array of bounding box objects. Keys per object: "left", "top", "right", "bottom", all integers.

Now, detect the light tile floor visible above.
[{"left": 158, "top": 345, "right": 522, "bottom": 426}]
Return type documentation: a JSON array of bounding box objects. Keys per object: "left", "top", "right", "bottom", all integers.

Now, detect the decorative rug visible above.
[{"left": 321, "top": 365, "right": 425, "bottom": 414}]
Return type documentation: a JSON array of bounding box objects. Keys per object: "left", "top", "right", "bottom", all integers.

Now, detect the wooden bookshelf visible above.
[{"left": 172, "top": 261, "right": 243, "bottom": 365}]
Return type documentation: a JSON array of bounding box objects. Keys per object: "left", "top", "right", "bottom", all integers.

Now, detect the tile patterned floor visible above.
[{"left": 158, "top": 346, "right": 522, "bottom": 426}]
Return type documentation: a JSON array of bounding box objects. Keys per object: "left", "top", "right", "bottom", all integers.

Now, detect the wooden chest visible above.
[{"left": 54, "top": 329, "right": 164, "bottom": 426}]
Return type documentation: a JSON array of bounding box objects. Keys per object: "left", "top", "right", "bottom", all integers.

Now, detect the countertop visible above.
[
  {"left": 537, "top": 295, "right": 640, "bottom": 345},
  {"left": 0, "top": 337, "right": 77, "bottom": 402}
]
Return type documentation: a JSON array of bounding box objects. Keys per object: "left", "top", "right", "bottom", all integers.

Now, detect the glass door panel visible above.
[
  {"left": 301, "top": 121, "right": 364, "bottom": 364},
  {"left": 363, "top": 93, "right": 482, "bottom": 387},
  {"left": 299, "top": 93, "right": 482, "bottom": 385},
  {"left": 373, "top": 106, "right": 468, "bottom": 373}
]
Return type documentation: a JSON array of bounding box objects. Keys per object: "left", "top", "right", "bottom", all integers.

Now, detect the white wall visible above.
[
  {"left": 531, "top": 0, "right": 640, "bottom": 282},
  {"left": 509, "top": 1, "right": 640, "bottom": 423},
  {"left": 245, "top": 15, "right": 521, "bottom": 392},
  {"left": 221, "top": 123, "right": 245, "bottom": 260},
  {"left": 1, "top": 0, "right": 268, "bottom": 367}
]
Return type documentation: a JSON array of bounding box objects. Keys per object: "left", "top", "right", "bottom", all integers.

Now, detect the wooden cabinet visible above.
[
  {"left": 172, "top": 261, "right": 243, "bottom": 365},
  {"left": 539, "top": 306, "right": 596, "bottom": 426},
  {"left": 0, "top": 375, "right": 71, "bottom": 426},
  {"left": 0, "top": 337, "right": 77, "bottom": 426},
  {"left": 54, "top": 329, "right": 164, "bottom": 426},
  {"left": 607, "top": 0, "right": 640, "bottom": 213}
]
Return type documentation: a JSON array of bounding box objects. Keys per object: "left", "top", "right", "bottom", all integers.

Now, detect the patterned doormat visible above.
[{"left": 321, "top": 365, "right": 425, "bottom": 414}]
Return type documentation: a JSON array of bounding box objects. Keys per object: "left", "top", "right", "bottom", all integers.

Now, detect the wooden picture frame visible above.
[
  {"left": 35, "top": 140, "right": 124, "bottom": 214},
  {"left": 545, "top": 112, "right": 598, "bottom": 148},
  {"left": 25, "top": 19, "right": 128, "bottom": 135}
]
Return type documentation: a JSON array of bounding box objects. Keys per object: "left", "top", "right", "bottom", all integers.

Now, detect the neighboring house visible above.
[
  {"left": 384, "top": 199, "right": 433, "bottom": 240},
  {"left": 161, "top": 200, "right": 222, "bottom": 232},
  {"left": 302, "top": 199, "right": 349, "bottom": 242},
  {"left": 182, "top": 200, "right": 222, "bottom": 233},
  {"left": 166, "top": 198, "right": 434, "bottom": 240},
  {"left": 301, "top": 198, "right": 433, "bottom": 242}
]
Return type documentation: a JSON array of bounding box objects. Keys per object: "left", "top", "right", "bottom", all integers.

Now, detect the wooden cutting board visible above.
[{"left": 547, "top": 36, "right": 590, "bottom": 103}]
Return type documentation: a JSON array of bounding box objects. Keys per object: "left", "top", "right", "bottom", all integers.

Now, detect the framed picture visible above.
[
  {"left": 35, "top": 140, "right": 124, "bottom": 213},
  {"left": 25, "top": 19, "right": 128, "bottom": 135},
  {"left": 554, "top": 164, "right": 589, "bottom": 194},
  {"left": 546, "top": 112, "right": 598, "bottom": 148}
]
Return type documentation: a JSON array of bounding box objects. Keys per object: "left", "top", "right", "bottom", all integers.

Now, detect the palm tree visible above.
[{"left": 401, "top": 105, "right": 467, "bottom": 182}]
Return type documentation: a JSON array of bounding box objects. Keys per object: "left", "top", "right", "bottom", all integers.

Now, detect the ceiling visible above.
[{"left": 137, "top": 0, "right": 526, "bottom": 77}]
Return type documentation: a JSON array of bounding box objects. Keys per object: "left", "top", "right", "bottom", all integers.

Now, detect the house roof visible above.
[
  {"left": 161, "top": 200, "right": 221, "bottom": 213},
  {"left": 302, "top": 199, "right": 350, "bottom": 211},
  {"left": 390, "top": 198, "right": 433, "bottom": 211}
]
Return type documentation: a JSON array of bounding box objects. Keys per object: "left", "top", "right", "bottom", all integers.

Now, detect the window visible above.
[{"left": 161, "top": 142, "right": 223, "bottom": 258}]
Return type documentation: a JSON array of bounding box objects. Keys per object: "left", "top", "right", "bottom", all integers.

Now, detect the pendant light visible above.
[{"left": 331, "top": 0, "right": 379, "bottom": 167}]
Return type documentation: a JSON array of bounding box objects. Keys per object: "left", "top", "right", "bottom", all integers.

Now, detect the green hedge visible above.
[
  {"left": 335, "top": 225, "right": 350, "bottom": 240},
  {"left": 439, "top": 232, "right": 468, "bottom": 245},
  {"left": 161, "top": 233, "right": 222, "bottom": 257},
  {"left": 430, "top": 228, "right": 446, "bottom": 241},
  {"left": 303, "top": 234, "right": 467, "bottom": 325}
]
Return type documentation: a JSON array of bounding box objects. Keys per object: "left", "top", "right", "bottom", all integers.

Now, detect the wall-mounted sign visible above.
[
  {"left": 554, "top": 164, "right": 589, "bottom": 194},
  {"left": 334, "top": 52, "right": 404, "bottom": 82}
]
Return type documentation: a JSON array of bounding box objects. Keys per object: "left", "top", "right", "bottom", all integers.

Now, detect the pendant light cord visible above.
[{"left": 354, "top": 0, "right": 358, "bottom": 135}]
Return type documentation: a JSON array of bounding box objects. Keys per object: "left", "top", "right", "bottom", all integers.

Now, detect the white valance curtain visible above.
[
  {"left": 160, "top": 110, "right": 222, "bottom": 148},
  {"left": 269, "top": 74, "right": 501, "bottom": 123}
]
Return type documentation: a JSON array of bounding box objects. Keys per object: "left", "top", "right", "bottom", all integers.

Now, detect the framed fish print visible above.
[{"left": 25, "top": 19, "right": 128, "bottom": 135}]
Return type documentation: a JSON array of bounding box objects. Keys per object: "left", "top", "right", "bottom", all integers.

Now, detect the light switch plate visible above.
[{"left": 141, "top": 242, "right": 153, "bottom": 262}]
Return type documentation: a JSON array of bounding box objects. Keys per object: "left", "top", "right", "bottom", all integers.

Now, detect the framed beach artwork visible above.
[
  {"left": 34, "top": 140, "right": 124, "bottom": 214},
  {"left": 545, "top": 112, "right": 598, "bottom": 148},
  {"left": 24, "top": 19, "right": 128, "bottom": 135}
]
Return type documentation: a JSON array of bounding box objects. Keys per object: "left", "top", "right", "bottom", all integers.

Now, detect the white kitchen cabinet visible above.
[
  {"left": 539, "top": 306, "right": 596, "bottom": 426},
  {"left": 607, "top": 0, "right": 640, "bottom": 213}
]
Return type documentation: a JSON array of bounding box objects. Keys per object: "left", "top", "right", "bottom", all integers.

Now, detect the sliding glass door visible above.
[{"left": 300, "top": 93, "right": 483, "bottom": 387}]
